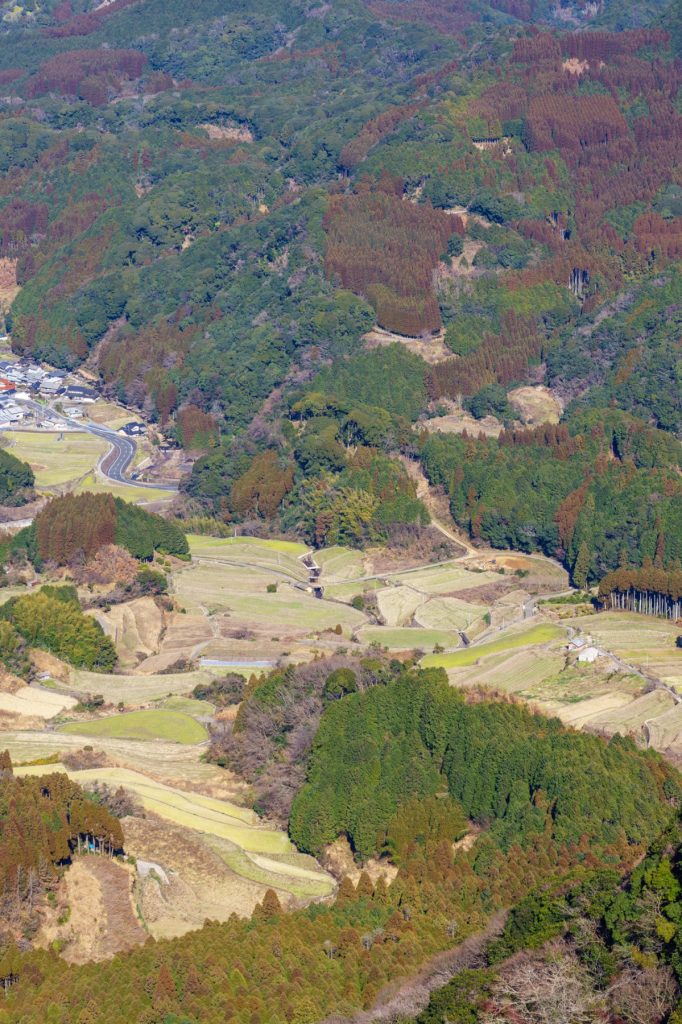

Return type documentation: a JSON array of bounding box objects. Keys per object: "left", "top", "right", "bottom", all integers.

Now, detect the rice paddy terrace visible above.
[{"left": 1, "top": 534, "right": 680, "bottom": 958}]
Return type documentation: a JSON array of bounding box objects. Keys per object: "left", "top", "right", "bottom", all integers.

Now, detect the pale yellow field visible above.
[
  {"left": 67, "top": 667, "right": 222, "bottom": 705},
  {"left": 315, "top": 547, "right": 365, "bottom": 582},
  {"left": 646, "top": 704, "right": 682, "bottom": 751},
  {"left": 76, "top": 473, "right": 173, "bottom": 503},
  {"left": 551, "top": 692, "right": 639, "bottom": 729},
  {"left": 15, "top": 763, "right": 292, "bottom": 854},
  {"left": 0, "top": 730, "right": 241, "bottom": 791},
  {"left": 414, "top": 595, "right": 487, "bottom": 632},
  {"left": 89, "top": 597, "right": 165, "bottom": 668},
  {"left": 447, "top": 649, "right": 565, "bottom": 693},
  {"left": 587, "top": 689, "right": 677, "bottom": 735},
  {"left": 387, "top": 562, "right": 500, "bottom": 595},
  {"left": 376, "top": 586, "right": 426, "bottom": 627},
  {"left": 0, "top": 686, "right": 77, "bottom": 718},
  {"left": 587, "top": 613, "right": 682, "bottom": 686}
]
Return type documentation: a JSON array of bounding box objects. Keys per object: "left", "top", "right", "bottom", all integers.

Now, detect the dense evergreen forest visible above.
[
  {"left": 420, "top": 410, "right": 682, "bottom": 584},
  {"left": 0, "top": 448, "right": 34, "bottom": 506}
]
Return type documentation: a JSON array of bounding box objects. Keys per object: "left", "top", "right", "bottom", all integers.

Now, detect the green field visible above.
[
  {"left": 357, "top": 626, "right": 460, "bottom": 650},
  {"left": 174, "top": 560, "right": 364, "bottom": 632},
  {"left": 59, "top": 709, "right": 208, "bottom": 744},
  {"left": 75, "top": 472, "right": 173, "bottom": 504},
  {"left": 161, "top": 696, "right": 215, "bottom": 717},
  {"left": 422, "top": 624, "right": 565, "bottom": 668},
  {"left": 4, "top": 430, "right": 107, "bottom": 488},
  {"left": 207, "top": 837, "right": 335, "bottom": 899},
  {"left": 189, "top": 534, "right": 309, "bottom": 556}
]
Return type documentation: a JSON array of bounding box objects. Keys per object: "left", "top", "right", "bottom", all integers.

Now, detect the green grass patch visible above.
[
  {"left": 161, "top": 696, "right": 215, "bottom": 717},
  {"left": 59, "top": 709, "right": 208, "bottom": 744},
  {"left": 422, "top": 624, "right": 565, "bottom": 668},
  {"left": 357, "top": 626, "right": 460, "bottom": 651},
  {"left": 76, "top": 473, "right": 173, "bottom": 504},
  {"left": 188, "top": 535, "right": 308, "bottom": 556}
]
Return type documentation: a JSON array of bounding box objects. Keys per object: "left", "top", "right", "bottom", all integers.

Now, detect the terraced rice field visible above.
[
  {"left": 447, "top": 649, "right": 565, "bottom": 693},
  {"left": 422, "top": 624, "right": 565, "bottom": 668},
  {"left": 586, "top": 688, "right": 677, "bottom": 736},
  {"left": 322, "top": 579, "right": 383, "bottom": 603},
  {"left": 315, "top": 547, "right": 364, "bottom": 582},
  {"left": 89, "top": 596, "right": 164, "bottom": 667},
  {"left": 69, "top": 667, "right": 222, "bottom": 705},
  {"left": 645, "top": 704, "right": 682, "bottom": 751},
  {"left": 60, "top": 709, "right": 208, "bottom": 744},
  {"left": 356, "top": 626, "right": 460, "bottom": 651},
  {"left": 552, "top": 692, "right": 642, "bottom": 729},
  {"left": 387, "top": 562, "right": 500, "bottom": 595},
  {"left": 414, "top": 596, "right": 487, "bottom": 632},
  {"left": 0, "top": 685, "right": 77, "bottom": 718},
  {"left": 174, "top": 560, "right": 364, "bottom": 633},
  {"left": 161, "top": 696, "right": 214, "bottom": 718},
  {"left": 206, "top": 837, "right": 334, "bottom": 900},
  {"left": 13, "top": 763, "right": 333, "bottom": 912},
  {"left": 2, "top": 730, "right": 242, "bottom": 792},
  {"left": 376, "top": 586, "right": 426, "bottom": 627},
  {"left": 587, "top": 613, "right": 682, "bottom": 687},
  {"left": 188, "top": 535, "right": 309, "bottom": 582}
]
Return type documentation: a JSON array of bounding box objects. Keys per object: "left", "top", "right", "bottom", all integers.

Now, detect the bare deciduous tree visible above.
[
  {"left": 483, "top": 947, "right": 602, "bottom": 1024},
  {"left": 608, "top": 966, "right": 678, "bottom": 1024}
]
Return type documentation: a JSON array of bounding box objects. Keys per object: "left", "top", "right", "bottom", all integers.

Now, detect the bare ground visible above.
[
  {"left": 508, "top": 386, "right": 563, "bottom": 425},
  {"left": 363, "top": 326, "right": 451, "bottom": 364},
  {"left": 322, "top": 837, "right": 398, "bottom": 887}
]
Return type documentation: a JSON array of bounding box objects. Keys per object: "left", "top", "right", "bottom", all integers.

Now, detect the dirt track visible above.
[{"left": 321, "top": 910, "right": 507, "bottom": 1023}]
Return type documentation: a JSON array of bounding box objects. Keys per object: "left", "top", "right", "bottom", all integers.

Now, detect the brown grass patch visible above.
[
  {"left": 37, "top": 857, "right": 145, "bottom": 963},
  {"left": 363, "top": 326, "right": 451, "bottom": 364},
  {"left": 508, "top": 386, "right": 562, "bottom": 425}
]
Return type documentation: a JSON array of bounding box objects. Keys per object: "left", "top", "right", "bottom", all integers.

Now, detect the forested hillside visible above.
[
  {"left": 4, "top": 665, "right": 681, "bottom": 1024},
  {"left": 2, "top": 3, "right": 682, "bottom": 1018},
  {"left": 0, "top": 0, "right": 680, "bottom": 587}
]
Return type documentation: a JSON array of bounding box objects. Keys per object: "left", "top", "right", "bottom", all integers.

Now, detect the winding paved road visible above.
[{"left": 18, "top": 399, "right": 177, "bottom": 493}]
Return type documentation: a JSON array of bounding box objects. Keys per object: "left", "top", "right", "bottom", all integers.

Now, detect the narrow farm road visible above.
[{"left": 399, "top": 455, "right": 478, "bottom": 557}]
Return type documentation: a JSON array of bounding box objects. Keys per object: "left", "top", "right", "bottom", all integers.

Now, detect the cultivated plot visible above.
[
  {"left": 422, "top": 624, "right": 565, "bottom": 668},
  {"left": 174, "top": 560, "right": 364, "bottom": 633},
  {"left": 587, "top": 613, "right": 682, "bottom": 686},
  {"left": 0, "top": 685, "right": 77, "bottom": 718},
  {"left": 387, "top": 561, "right": 500, "bottom": 595},
  {"left": 68, "top": 666, "right": 222, "bottom": 705},
  {"left": 357, "top": 626, "right": 460, "bottom": 651},
  {"left": 4, "top": 430, "right": 107, "bottom": 488},
  {"left": 59, "top": 709, "right": 208, "bottom": 745}
]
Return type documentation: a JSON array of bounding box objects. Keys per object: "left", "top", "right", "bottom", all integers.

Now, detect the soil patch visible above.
[{"left": 363, "top": 326, "right": 451, "bottom": 364}]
